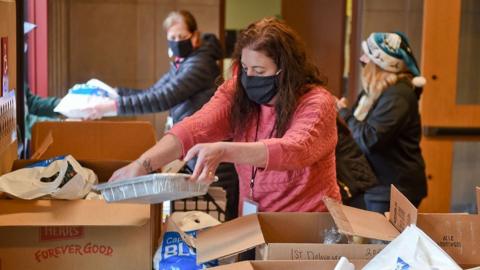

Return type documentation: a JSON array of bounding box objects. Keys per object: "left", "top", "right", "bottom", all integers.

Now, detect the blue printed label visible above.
[
  {"left": 159, "top": 231, "right": 218, "bottom": 270},
  {"left": 70, "top": 86, "right": 110, "bottom": 97},
  {"left": 396, "top": 257, "right": 410, "bottom": 270},
  {"left": 26, "top": 156, "right": 66, "bottom": 168}
]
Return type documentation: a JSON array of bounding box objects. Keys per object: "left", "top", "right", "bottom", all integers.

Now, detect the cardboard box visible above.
[
  {"left": 325, "top": 185, "right": 480, "bottom": 267},
  {"left": 0, "top": 160, "right": 162, "bottom": 270},
  {"left": 194, "top": 212, "right": 384, "bottom": 264},
  {"left": 30, "top": 121, "right": 157, "bottom": 160},
  {"left": 209, "top": 259, "right": 369, "bottom": 270}
]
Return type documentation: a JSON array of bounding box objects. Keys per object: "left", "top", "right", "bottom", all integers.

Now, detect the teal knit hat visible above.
[{"left": 362, "top": 32, "right": 426, "bottom": 87}]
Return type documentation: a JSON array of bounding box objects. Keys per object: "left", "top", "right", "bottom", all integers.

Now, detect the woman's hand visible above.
[
  {"left": 336, "top": 97, "right": 349, "bottom": 111},
  {"left": 108, "top": 159, "right": 148, "bottom": 182},
  {"left": 82, "top": 100, "right": 117, "bottom": 120},
  {"left": 184, "top": 142, "right": 226, "bottom": 184}
]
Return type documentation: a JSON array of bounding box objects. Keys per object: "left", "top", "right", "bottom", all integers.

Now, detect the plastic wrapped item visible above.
[
  {"left": 363, "top": 225, "right": 461, "bottom": 270},
  {"left": 334, "top": 257, "right": 355, "bottom": 270},
  {"left": 94, "top": 173, "right": 214, "bottom": 204},
  {"left": 323, "top": 227, "right": 348, "bottom": 244},
  {"left": 54, "top": 78, "right": 118, "bottom": 119}
]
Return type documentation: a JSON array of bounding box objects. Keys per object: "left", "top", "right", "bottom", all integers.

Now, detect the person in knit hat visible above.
[{"left": 337, "top": 32, "right": 427, "bottom": 213}]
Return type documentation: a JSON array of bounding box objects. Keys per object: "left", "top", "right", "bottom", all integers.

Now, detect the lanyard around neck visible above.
[{"left": 250, "top": 112, "right": 276, "bottom": 199}]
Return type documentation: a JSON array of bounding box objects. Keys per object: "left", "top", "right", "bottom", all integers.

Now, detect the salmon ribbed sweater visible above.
[{"left": 169, "top": 79, "right": 340, "bottom": 213}]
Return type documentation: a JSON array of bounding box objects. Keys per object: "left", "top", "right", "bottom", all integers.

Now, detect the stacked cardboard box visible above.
[
  {"left": 0, "top": 121, "right": 161, "bottom": 270},
  {"left": 188, "top": 185, "right": 480, "bottom": 269}
]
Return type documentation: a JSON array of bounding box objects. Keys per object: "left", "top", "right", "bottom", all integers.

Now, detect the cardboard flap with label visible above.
[
  {"left": 324, "top": 185, "right": 417, "bottom": 241},
  {"left": 196, "top": 214, "right": 265, "bottom": 263}
]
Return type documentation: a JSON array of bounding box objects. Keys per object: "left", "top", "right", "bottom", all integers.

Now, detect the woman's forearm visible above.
[
  {"left": 137, "top": 134, "right": 183, "bottom": 172},
  {"left": 220, "top": 141, "right": 267, "bottom": 168}
]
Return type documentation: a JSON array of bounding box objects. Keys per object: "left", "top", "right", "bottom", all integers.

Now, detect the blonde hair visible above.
[
  {"left": 163, "top": 10, "right": 197, "bottom": 33},
  {"left": 361, "top": 61, "right": 413, "bottom": 95}
]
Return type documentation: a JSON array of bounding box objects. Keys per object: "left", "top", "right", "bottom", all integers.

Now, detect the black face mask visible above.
[
  {"left": 241, "top": 71, "right": 279, "bottom": 105},
  {"left": 168, "top": 38, "right": 193, "bottom": 58}
]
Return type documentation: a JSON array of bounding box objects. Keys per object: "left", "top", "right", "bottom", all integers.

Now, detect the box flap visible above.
[
  {"left": 389, "top": 185, "right": 418, "bottom": 232},
  {"left": 168, "top": 211, "right": 221, "bottom": 248},
  {"left": 210, "top": 260, "right": 369, "bottom": 270},
  {"left": 324, "top": 197, "right": 399, "bottom": 241},
  {"left": 196, "top": 214, "right": 265, "bottom": 263},
  {"left": 0, "top": 199, "right": 150, "bottom": 226},
  {"left": 30, "top": 130, "right": 53, "bottom": 159},
  {"left": 417, "top": 213, "right": 480, "bottom": 266},
  {"left": 209, "top": 261, "right": 254, "bottom": 270},
  {"left": 30, "top": 121, "right": 156, "bottom": 160}
]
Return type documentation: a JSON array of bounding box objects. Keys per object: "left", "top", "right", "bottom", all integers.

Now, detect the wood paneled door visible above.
[{"left": 419, "top": 0, "right": 480, "bottom": 213}]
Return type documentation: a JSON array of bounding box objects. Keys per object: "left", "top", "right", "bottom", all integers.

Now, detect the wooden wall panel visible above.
[
  {"left": 282, "top": 0, "right": 346, "bottom": 96},
  {"left": 48, "top": 0, "right": 222, "bottom": 137}
]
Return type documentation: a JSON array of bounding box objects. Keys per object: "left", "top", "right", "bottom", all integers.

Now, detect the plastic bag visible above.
[
  {"left": 334, "top": 257, "right": 355, "bottom": 270},
  {"left": 154, "top": 211, "right": 220, "bottom": 270},
  {"left": 363, "top": 224, "right": 462, "bottom": 270},
  {"left": 54, "top": 78, "right": 118, "bottom": 119},
  {"left": 0, "top": 155, "right": 97, "bottom": 200}
]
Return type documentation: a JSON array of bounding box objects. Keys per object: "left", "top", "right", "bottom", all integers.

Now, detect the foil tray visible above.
[{"left": 94, "top": 173, "right": 211, "bottom": 204}]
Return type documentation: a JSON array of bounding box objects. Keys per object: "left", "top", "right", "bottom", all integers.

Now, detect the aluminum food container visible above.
[{"left": 94, "top": 173, "right": 212, "bottom": 204}]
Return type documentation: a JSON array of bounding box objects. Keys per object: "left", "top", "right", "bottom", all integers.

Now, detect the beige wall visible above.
[
  {"left": 225, "top": 0, "right": 281, "bottom": 30},
  {"left": 48, "top": 0, "right": 222, "bottom": 137}
]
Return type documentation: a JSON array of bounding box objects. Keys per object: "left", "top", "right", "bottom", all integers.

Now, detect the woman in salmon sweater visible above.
[{"left": 110, "top": 17, "right": 341, "bottom": 213}]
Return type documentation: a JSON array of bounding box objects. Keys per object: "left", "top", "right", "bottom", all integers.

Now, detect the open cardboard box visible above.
[
  {"left": 0, "top": 160, "right": 162, "bottom": 270},
  {"left": 192, "top": 212, "right": 384, "bottom": 264},
  {"left": 30, "top": 121, "right": 157, "bottom": 160},
  {"left": 209, "top": 259, "right": 369, "bottom": 270},
  {"left": 324, "top": 185, "right": 480, "bottom": 268}
]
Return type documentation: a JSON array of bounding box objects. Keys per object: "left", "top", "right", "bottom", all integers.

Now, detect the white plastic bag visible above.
[
  {"left": 334, "top": 257, "right": 355, "bottom": 270},
  {"left": 54, "top": 78, "right": 118, "bottom": 119},
  {"left": 363, "top": 225, "right": 461, "bottom": 270},
  {"left": 0, "top": 155, "right": 97, "bottom": 200}
]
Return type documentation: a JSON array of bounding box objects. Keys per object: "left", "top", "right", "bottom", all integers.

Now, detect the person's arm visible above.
[
  {"left": 109, "top": 79, "right": 235, "bottom": 182},
  {"left": 116, "top": 55, "right": 218, "bottom": 115},
  {"left": 116, "top": 72, "right": 171, "bottom": 96},
  {"left": 338, "top": 90, "right": 411, "bottom": 154},
  {"left": 26, "top": 87, "right": 61, "bottom": 117},
  {"left": 109, "top": 134, "right": 182, "bottom": 181},
  {"left": 183, "top": 141, "right": 267, "bottom": 182}
]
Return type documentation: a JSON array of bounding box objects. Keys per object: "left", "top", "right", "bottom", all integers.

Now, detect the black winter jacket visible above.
[
  {"left": 339, "top": 81, "right": 427, "bottom": 201},
  {"left": 116, "top": 33, "right": 222, "bottom": 123}
]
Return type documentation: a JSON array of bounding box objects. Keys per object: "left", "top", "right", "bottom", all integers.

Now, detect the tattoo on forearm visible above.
[
  {"left": 142, "top": 159, "right": 153, "bottom": 173},
  {"left": 136, "top": 158, "right": 154, "bottom": 173}
]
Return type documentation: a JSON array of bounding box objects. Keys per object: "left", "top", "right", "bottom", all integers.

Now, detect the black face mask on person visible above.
[
  {"left": 241, "top": 70, "right": 281, "bottom": 105},
  {"left": 168, "top": 38, "right": 193, "bottom": 58}
]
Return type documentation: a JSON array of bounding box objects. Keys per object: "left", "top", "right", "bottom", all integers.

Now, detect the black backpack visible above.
[{"left": 335, "top": 118, "right": 377, "bottom": 203}]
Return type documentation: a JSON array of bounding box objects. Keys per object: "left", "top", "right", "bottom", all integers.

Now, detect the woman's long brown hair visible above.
[{"left": 230, "top": 18, "right": 327, "bottom": 137}]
